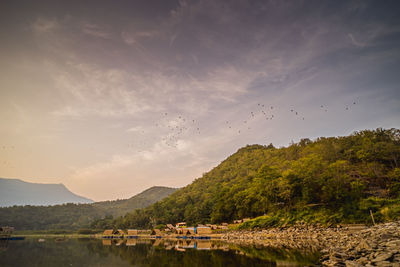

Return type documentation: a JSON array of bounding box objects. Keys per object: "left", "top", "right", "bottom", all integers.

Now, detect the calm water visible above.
[{"left": 0, "top": 238, "right": 320, "bottom": 266}]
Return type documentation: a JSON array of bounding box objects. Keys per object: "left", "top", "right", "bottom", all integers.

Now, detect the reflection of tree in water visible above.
[
  {"left": 91, "top": 239, "right": 320, "bottom": 266},
  {"left": 1, "top": 238, "right": 320, "bottom": 266},
  {"left": 0, "top": 240, "right": 9, "bottom": 251},
  {"left": 0, "top": 238, "right": 131, "bottom": 267}
]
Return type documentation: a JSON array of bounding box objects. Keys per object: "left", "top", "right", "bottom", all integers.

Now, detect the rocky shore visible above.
[{"left": 219, "top": 221, "right": 400, "bottom": 266}]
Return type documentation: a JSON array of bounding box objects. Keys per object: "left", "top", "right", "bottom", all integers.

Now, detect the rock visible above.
[
  {"left": 345, "top": 260, "right": 363, "bottom": 267},
  {"left": 375, "top": 261, "right": 394, "bottom": 267},
  {"left": 372, "top": 252, "right": 393, "bottom": 262},
  {"left": 356, "top": 257, "right": 368, "bottom": 264},
  {"left": 355, "top": 240, "right": 372, "bottom": 251}
]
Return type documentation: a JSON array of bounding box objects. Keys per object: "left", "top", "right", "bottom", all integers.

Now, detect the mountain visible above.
[
  {"left": 93, "top": 186, "right": 179, "bottom": 217},
  {"left": 0, "top": 185, "right": 177, "bottom": 230},
  {"left": 0, "top": 178, "right": 93, "bottom": 207},
  {"left": 112, "top": 128, "right": 400, "bottom": 229}
]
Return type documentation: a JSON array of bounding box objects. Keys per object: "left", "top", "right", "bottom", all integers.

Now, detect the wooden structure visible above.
[
  {"left": 196, "top": 226, "right": 212, "bottom": 235},
  {"left": 176, "top": 222, "right": 186, "bottom": 228},
  {"left": 196, "top": 241, "right": 212, "bottom": 250},
  {"left": 102, "top": 229, "right": 125, "bottom": 239},
  {"left": 127, "top": 229, "right": 138, "bottom": 237},
  {"left": 150, "top": 229, "right": 162, "bottom": 236},
  {"left": 126, "top": 239, "right": 137, "bottom": 246},
  {"left": 102, "top": 239, "right": 112, "bottom": 246},
  {"left": 183, "top": 227, "right": 195, "bottom": 235},
  {"left": 0, "top": 227, "right": 14, "bottom": 239}
]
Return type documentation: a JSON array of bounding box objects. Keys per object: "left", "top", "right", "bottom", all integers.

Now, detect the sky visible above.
[{"left": 0, "top": 0, "right": 399, "bottom": 201}]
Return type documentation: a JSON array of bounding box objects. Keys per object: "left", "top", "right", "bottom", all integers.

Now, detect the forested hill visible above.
[
  {"left": 92, "top": 186, "right": 178, "bottom": 217},
  {"left": 113, "top": 128, "right": 400, "bottom": 229},
  {"left": 0, "top": 186, "right": 177, "bottom": 230}
]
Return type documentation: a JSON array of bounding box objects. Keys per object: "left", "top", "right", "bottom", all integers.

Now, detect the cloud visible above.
[
  {"left": 348, "top": 33, "right": 366, "bottom": 47},
  {"left": 126, "top": 126, "right": 145, "bottom": 133},
  {"left": 121, "top": 31, "right": 137, "bottom": 45},
  {"left": 32, "top": 17, "right": 58, "bottom": 33},
  {"left": 81, "top": 23, "right": 110, "bottom": 38}
]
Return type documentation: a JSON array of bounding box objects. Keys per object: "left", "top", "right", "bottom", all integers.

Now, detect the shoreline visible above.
[
  {"left": 220, "top": 221, "right": 400, "bottom": 266},
  {"left": 13, "top": 221, "right": 400, "bottom": 266}
]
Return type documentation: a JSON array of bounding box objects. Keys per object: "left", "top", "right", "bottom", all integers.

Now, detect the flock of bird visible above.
[
  {"left": 124, "top": 101, "right": 358, "bottom": 151},
  {"left": 0, "top": 102, "right": 359, "bottom": 157}
]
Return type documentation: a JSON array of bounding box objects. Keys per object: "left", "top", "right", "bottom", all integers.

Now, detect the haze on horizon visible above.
[{"left": 0, "top": 0, "right": 399, "bottom": 201}]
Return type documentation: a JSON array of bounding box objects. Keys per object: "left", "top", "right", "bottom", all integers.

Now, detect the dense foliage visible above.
[
  {"left": 0, "top": 186, "right": 177, "bottom": 230},
  {"left": 113, "top": 128, "right": 400, "bottom": 229}
]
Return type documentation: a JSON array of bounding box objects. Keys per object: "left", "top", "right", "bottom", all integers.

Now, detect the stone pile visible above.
[{"left": 219, "top": 221, "right": 400, "bottom": 266}]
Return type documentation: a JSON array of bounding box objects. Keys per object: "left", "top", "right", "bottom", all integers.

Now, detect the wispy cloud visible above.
[
  {"left": 348, "top": 33, "right": 366, "bottom": 47},
  {"left": 32, "top": 17, "right": 58, "bottom": 33},
  {"left": 81, "top": 23, "right": 110, "bottom": 39}
]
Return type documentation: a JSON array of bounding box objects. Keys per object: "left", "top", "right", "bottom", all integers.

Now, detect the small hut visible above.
[
  {"left": 150, "top": 229, "right": 162, "bottom": 236},
  {"left": 102, "top": 229, "right": 125, "bottom": 239},
  {"left": 113, "top": 229, "right": 125, "bottom": 238},
  {"left": 176, "top": 222, "right": 186, "bottom": 228},
  {"left": 196, "top": 226, "right": 212, "bottom": 235},
  {"left": 102, "top": 229, "right": 113, "bottom": 238},
  {"left": 210, "top": 225, "right": 218, "bottom": 230},
  {"left": 127, "top": 229, "right": 138, "bottom": 237},
  {"left": 183, "top": 227, "right": 195, "bottom": 235},
  {"left": 166, "top": 224, "right": 175, "bottom": 230}
]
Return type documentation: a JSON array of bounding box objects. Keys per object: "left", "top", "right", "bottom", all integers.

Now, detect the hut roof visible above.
[
  {"left": 127, "top": 229, "right": 138, "bottom": 235},
  {"left": 103, "top": 229, "right": 113, "bottom": 235},
  {"left": 166, "top": 224, "right": 175, "bottom": 229},
  {"left": 151, "top": 229, "right": 162, "bottom": 235},
  {"left": 114, "top": 229, "right": 125, "bottom": 235}
]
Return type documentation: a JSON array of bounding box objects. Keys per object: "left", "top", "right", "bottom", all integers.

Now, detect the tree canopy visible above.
[{"left": 111, "top": 128, "right": 400, "bottom": 229}]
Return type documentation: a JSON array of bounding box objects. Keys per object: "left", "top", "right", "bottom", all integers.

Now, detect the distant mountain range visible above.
[
  {"left": 0, "top": 180, "right": 178, "bottom": 230},
  {"left": 0, "top": 178, "right": 93, "bottom": 207}
]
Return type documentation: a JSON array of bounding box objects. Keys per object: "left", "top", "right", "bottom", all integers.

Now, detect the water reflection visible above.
[{"left": 0, "top": 238, "right": 320, "bottom": 266}]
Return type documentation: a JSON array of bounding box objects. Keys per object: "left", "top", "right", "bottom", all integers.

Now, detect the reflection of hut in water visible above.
[
  {"left": 137, "top": 239, "right": 152, "bottom": 245},
  {"left": 152, "top": 239, "right": 162, "bottom": 247},
  {"left": 126, "top": 239, "right": 137, "bottom": 246},
  {"left": 115, "top": 239, "right": 125, "bottom": 246},
  {"left": 0, "top": 240, "right": 8, "bottom": 251},
  {"left": 181, "top": 240, "right": 195, "bottom": 249},
  {"left": 164, "top": 241, "right": 175, "bottom": 250},
  {"left": 102, "top": 239, "right": 112, "bottom": 246},
  {"left": 196, "top": 241, "right": 212, "bottom": 250}
]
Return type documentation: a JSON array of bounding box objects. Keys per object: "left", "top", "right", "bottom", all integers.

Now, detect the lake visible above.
[{"left": 0, "top": 238, "right": 320, "bottom": 266}]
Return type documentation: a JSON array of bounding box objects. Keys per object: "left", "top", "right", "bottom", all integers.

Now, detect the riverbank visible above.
[{"left": 219, "top": 221, "right": 400, "bottom": 266}]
